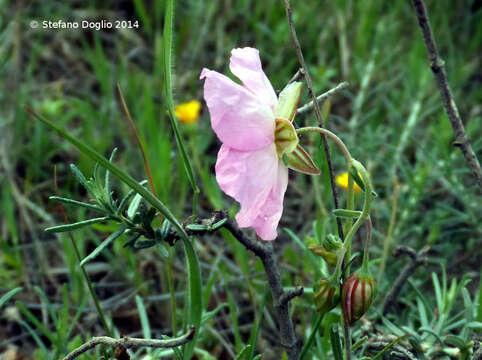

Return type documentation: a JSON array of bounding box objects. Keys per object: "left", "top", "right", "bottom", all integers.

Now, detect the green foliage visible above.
[{"left": 0, "top": 0, "right": 480, "bottom": 359}]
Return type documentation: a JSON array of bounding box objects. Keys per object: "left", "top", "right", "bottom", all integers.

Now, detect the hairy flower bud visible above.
[
  {"left": 342, "top": 272, "right": 376, "bottom": 325},
  {"left": 313, "top": 278, "right": 340, "bottom": 314},
  {"left": 323, "top": 234, "right": 343, "bottom": 251}
]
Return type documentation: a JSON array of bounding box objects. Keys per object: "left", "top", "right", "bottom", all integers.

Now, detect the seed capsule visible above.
[
  {"left": 313, "top": 278, "right": 340, "bottom": 314},
  {"left": 342, "top": 272, "right": 375, "bottom": 325}
]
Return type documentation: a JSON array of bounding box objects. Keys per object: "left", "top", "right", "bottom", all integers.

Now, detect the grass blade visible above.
[
  {"left": 163, "top": 0, "right": 200, "bottom": 215},
  {"left": 0, "top": 287, "right": 22, "bottom": 309}
]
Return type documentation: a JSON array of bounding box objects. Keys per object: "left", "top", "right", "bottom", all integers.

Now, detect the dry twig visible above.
[
  {"left": 187, "top": 212, "right": 303, "bottom": 360},
  {"left": 297, "top": 82, "right": 349, "bottom": 116},
  {"left": 61, "top": 326, "right": 196, "bottom": 360},
  {"left": 412, "top": 0, "right": 482, "bottom": 189}
]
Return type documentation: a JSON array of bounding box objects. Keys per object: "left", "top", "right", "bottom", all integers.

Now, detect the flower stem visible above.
[
  {"left": 361, "top": 218, "right": 373, "bottom": 274},
  {"left": 342, "top": 161, "right": 373, "bottom": 254},
  {"left": 296, "top": 127, "right": 352, "bottom": 165}
]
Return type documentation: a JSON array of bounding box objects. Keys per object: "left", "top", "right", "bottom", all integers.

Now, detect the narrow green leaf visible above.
[
  {"left": 370, "top": 335, "right": 409, "bottom": 360},
  {"left": 163, "top": 0, "right": 199, "bottom": 211},
  {"left": 45, "top": 216, "right": 111, "bottom": 233},
  {"left": 136, "top": 295, "right": 152, "bottom": 340},
  {"left": 332, "top": 209, "right": 362, "bottom": 218},
  {"left": 16, "top": 301, "right": 55, "bottom": 343},
  {"left": 246, "top": 289, "right": 267, "bottom": 360},
  {"left": 300, "top": 314, "right": 323, "bottom": 360},
  {"left": 134, "top": 239, "right": 157, "bottom": 249},
  {"left": 117, "top": 180, "right": 148, "bottom": 214},
  {"left": 105, "top": 147, "right": 118, "bottom": 195},
  {"left": 0, "top": 287, "right": 22, "bottom": 309},
  {"left": 201, "top": 303, "right": 229, "bottom": 325},
  {"left": 25, "top": 107, "right": 187, "bottom": 239},
  {"left": 234, "top": 345, "right": 252, "bottom": 360},
  {"left": 182, "top": 237, "right": 203, "bottom": 360},
  {"left": 185, "top": 224, "right": 207, "bottom": 231},
  {"left": 19, "top": 319, "right": 50, "bottom": 358},
  {"left": 329, "top": 325, "right": 343, "bottom": 360},
  {"left": 49, "top": 196, "right": 103, "bottom": 212},
  {"left": 127, "top": 193, "right": 143, "bottom": 218},
  {"left": 80, "top": 225, "right": 126, "bottom": 266},
  {"left": 34, "top": 286, "right": 58, "bottom": 326},
  {"left": 444, "top": 335, "right": 467, "bottom": 348},
  {"left": 70, "top": 164, "right": 94, "bottom": 195},
  {"left": 352, "top": 336, "right": 368, "bottom": 351}
]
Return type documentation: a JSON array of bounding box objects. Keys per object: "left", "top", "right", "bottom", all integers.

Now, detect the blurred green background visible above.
[{"left": 0, "top": 0, "right": 481, "bottom": 358}]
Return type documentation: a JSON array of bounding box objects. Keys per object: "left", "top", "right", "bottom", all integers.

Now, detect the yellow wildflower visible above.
[
  {"left": 336, "top": 172, "right": 361, "bottom": 193},
  {"left": 175, "top": 100, "right": 201, "bottom": 124}
]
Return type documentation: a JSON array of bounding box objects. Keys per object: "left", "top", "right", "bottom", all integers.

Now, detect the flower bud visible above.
[
  {"left": 342, "top": 272, "right": 376, "bottom": 325},
  {"left": 323, "top": 234, "right": 343, "bottom": 251},
  {"left": 313, "top": 278, "right": 340, "bottom": 314}
]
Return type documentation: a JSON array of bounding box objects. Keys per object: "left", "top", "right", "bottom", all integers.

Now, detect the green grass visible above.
[{"left": 0, "top": 0, "right": 481, "bottom": 359}]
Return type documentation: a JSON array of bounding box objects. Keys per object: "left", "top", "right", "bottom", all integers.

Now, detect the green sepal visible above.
[
  {"left": 274, "top": 81, "right": 302, "bottom": 122},
  {"left": 285, "top": 144, "right": 320, "bottom": 175},
  {"left": 349, "top": 166, "right": 366, "bottom": 192},
  {"left": 274, "top": 118, "right": 299, "bottom": 157}
]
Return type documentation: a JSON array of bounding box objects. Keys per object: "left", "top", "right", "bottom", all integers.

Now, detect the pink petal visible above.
[
  {"left": 201, "top": 68, "right": 275, "bottom": 151},
  {"left": 229, "top": 48, "right": 278, "bottom": 109},
  {"left": 250, "top": 162, "right": 288, "bottom": 240},
  {"left": 215, "top": 143, "right": 279, "bottom": 227}
]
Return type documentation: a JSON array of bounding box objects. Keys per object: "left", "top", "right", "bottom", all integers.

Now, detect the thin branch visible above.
[
  {"left": 187, "top": 212, "right": 300, "bottom": 359},
  {"left": 61, "top": 326, "right": 196, "bottom": 360},
  {"left": 283, "top": 1, "right": 349, "bottom": 358},
  {"left": 288, "top": 68, "right": 305, "bottom": 84},
  {"left": 279, "top": 287, "right": 304, "bottom": 306},
  {"left": 411, "top": 0, "right": 482, "bottom": 189},
  {"left": 382, "top": 246, "right": 429, "bottom": 315},
  {"left": 297, "top": 82, "right": 349, "bottom": 116},
  {"left": 283, "top": 0, "right": 345, "bottom": 243}
]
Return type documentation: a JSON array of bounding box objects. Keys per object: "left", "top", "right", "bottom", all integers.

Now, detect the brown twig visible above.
[
  {"left": 283, "top": 0, "right": 349, "bottom": 358},
  {"left": 283, "top": 0, "right": 344, "bottom": 243},
  {"left": 288, "top": 68, "right": 305, "bottom": 84},
  {"left": 61, "top": 326, "right": 196, "bottom": 360},
  {"left": 382, "top": 246, "right": 429, "bottom": 315},
  {"left": 297, "top": 82, "right": 349, "bottom": 116},
  {"left": 411, "top": 0, "right": 482, "bottom": 189},
  {"left": 188, "top": 212, "right": 301, "bottom": 359}
]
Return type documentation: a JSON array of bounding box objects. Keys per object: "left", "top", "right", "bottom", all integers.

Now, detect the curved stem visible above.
[
  {"left": 343, "top": 160, "right": 373, "bottom": 248},
  {"left": 296, "top": 127, "right": 352, "bottom": 165},
  {"left": 361, "top": 217, "right": 372, "bottom": 273}
]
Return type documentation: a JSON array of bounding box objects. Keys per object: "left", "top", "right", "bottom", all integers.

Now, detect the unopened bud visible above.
[
  {"left": 323, "top": 234, "right": 343, "bottom": 251},
  {"left": 342, "top": 272, "right": 376, "bottom": 325},
  {"left": 313, "top": 278, "right": 340, "bottom": 314}
]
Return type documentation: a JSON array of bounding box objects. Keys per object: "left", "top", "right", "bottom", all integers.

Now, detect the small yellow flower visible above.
[
  {"left": 336, "top": 172, "right": 361, "bottom": 193},
  {"left": 175, "top": 100, "right": 201, "bottom": 124}
]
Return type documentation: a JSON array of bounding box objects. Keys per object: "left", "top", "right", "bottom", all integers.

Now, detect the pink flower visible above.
[{"left": 200, "top": 47, "right": 318, "bottom": 240}]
